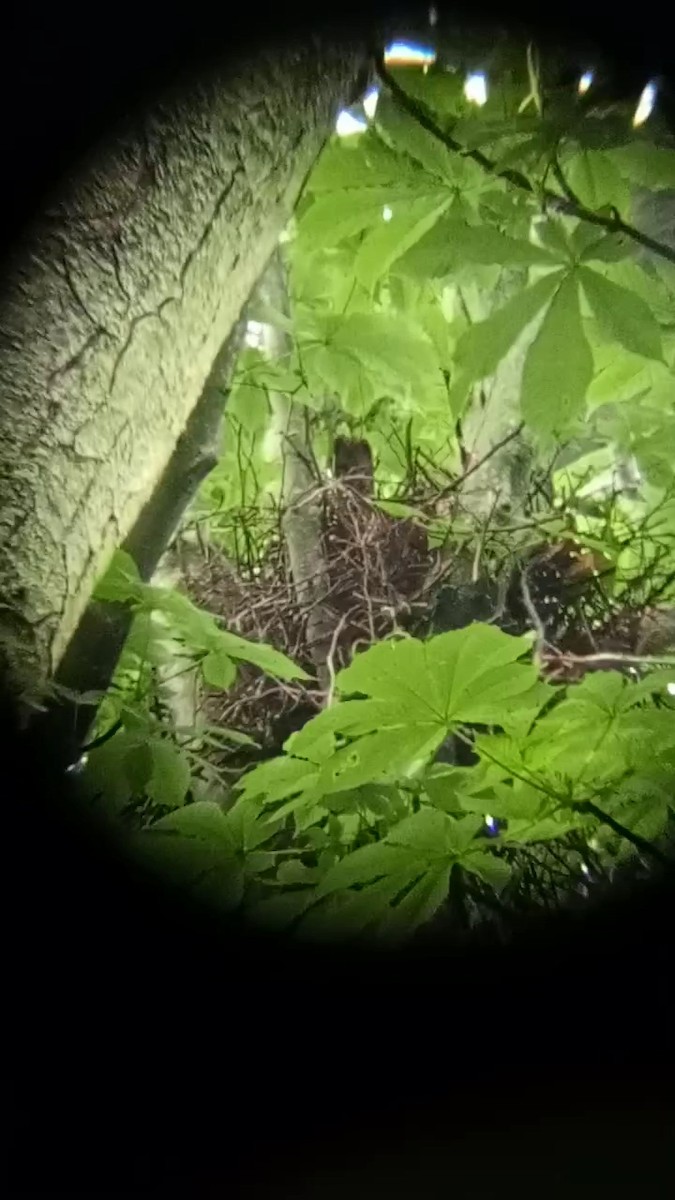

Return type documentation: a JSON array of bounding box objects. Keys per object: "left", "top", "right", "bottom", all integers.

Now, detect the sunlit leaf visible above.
[
  {"left": 580, "top": 266, "right": 663, "bottom": 361},
  {"left": 521, "top": 273, "right": 593, "bottom": 433},
  {"left": 454, "top": 271, "right": 563, "bottom": 384},
  {"left": 562, "top": 149, "right": 630, "bottom": 214},
  {"left": 355, "top": 194, "right": 451, "bottom": 290}
]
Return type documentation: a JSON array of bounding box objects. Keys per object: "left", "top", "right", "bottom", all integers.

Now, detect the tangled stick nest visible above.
[
  {"left": 181, "top": 474, "right": 447, "bottom": 755},
  {"left": 180, "top": 449, "right": 675, "bottom": 760}
]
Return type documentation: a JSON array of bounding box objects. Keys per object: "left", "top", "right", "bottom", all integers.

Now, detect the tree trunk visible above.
[
  {"left": 0, "top": 37, "right": 370, "bottom": 719},
  {"left": 255, "top": 250, "right": 335, "bottom": 691}
]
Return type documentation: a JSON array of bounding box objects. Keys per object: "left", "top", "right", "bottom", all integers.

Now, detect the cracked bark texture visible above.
[{"left": 0, "top": 38, "right": 369, "bottom": 713}]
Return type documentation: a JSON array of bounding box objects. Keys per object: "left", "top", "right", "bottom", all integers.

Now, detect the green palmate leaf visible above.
[
  {"left": 302, "top": 345, "right": 375, "bottom": 414},
  {"left": 521, "top": 273, "right": 593, "bottom": 434},
  {"left": 335, "top": 626, "right": 542, "bottom": 729},
  {"left": 453, "top": 271, "right": 563, "bottom": 384},
  {"left": 586, "top": 351, "right": 658, "bottom": 410},
  {"left": 227, "top": 383, "right": 270, "bottom": 432},
  {"left": 317, "top": 723, "right": 447, "bottom": 795},
  {"left": 426, "top": 624, "right": 542, "bottom": 724},
  {"left": 374, "top": 93, "right": 462, "bottom": 185},
  {"left": 298, "top": 187, "right": 411, "bottom": 247},
  {"left": 93, "top": 548, "right": 142, "bottom": 604},
  {"left": 216, "top": 629, "right": 309, "bottom": 681},
  {"left": 83, "top": 731, "right": 141, "bottom": 811},
  {"left": 562, "top": 149, "right": 630, "bottom": 214},
  {"left": 388, "top": 808, "right": 484, "bottom": 856},
  {"left": 234, "top": 754, "right": 319, "bottom": 806},
  {"left": 140, "top": 585, "right": 217, "bottom": 647},
  {"left": 330, "top": 312, "right": 438, "bottom": 390},
  {"left": 378, "top": 865, "right": 452, "bottom": 941},
  {"left": 227, "top": 795, "right": 284, "bottom": 852},
  {"left": 336, "top": 636, "right": 445, "bottom": 716},
  {"left": 146, "top": 739, "right": 192, "bottom": 809},
  {"left": 607, "top": 143, "right": 675, "bottom": 191},
  {"left": 503, "top": 814, "right": 582, "bottom": 843},
  {"left": 396, "top": 216, "right": 559, "bottom": 279},
  {"left": 388, "top": 64, "right": 467, "bottom": 115},
  {"left": 354, "top": 193, "right": 451, "bottom": 291},
  {"left": 452, "top": 114, "right": 542, "bottom": 149},
  {"left": 453, "top": 223, "right": 561, "bottom": 267},
  {"left": 295, "top": 876, "right": 410, "bottom": 941},
  {"left": 461, "top": 850, "right": 512, "bottom": 892},
  {"left": 201, "top": 648, "right": 237, "bottom": 690},
  {"left": 572, "top": 225, "right": 632, "bottom": 263},
  {"left": 276, "top": 860, "right": 320, "bottom": 886},
  {"left": 123, "top": 612, "right": 178, "bottom": 668},
  {"left": 314, "top": 840, "right": 425, "bottom": 898},
  {"left": 308, "top": 130, "right": 422, "bottom": 191},
  {"left": 288, "top": 698, "right": 411, "bottom": 758},
  {"left": 532, "top": 218, "right": 572, "bottom": 260},
  {"left": 151, "top": 800, "right": 239, "bottom": 848},
  {"left": 523, "top": 671, "right": 675, "bottom": 783},
  {"left": 579, "top": 267, "right": 663, "bottom": 361}
]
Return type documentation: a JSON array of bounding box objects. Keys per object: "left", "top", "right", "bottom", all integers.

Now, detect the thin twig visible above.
[
  {"left": 375, "top": 57, "right": 675, "bottom": 268},
  {"left": 576, "top": 799, "right": 673, "bottom": 868}
]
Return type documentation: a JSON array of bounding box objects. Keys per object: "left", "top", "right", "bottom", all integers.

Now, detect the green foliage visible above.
[
  {"left": 83, "top": 45, "right": 675, "bottom": 942},
  {"left": 94, "top": 550, "right": 308, "bottom": 692},
  {"left": 126, "top": 624, "right": 674, "bottom": 942}
]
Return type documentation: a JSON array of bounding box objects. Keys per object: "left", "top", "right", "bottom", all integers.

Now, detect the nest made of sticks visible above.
[
  {"left": 180, "top": 440, "right": 675, "bottom": 765},
  {"left": 181, "top": 474, "right": 449, "bottom": 758}
]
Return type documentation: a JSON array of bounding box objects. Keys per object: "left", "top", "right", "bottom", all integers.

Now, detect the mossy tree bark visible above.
[{"left": 0, "top": 37, "right": 370, "bottom": 723}]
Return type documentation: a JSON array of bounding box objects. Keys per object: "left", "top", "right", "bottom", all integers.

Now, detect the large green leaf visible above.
[
  {"left": 354, "top": 193, "right": 451, "bottom": 291},
  {"left": 288, "top": 698, "right": 413, "bottom": 758},
  {"left": 521, "top": 273, "right": 593, "bottom": 434},
  {"left": 427, "top": 625, "right": 543, "bottom": 724},
  {"left": 607, "top": 143, "right": 675, "bottom": 191},
  {"left": 201, "top": 648, "right": 237, "bottom": 690},
  {"left": 316, "top": 723, "right": 447, "bottom": 795},
  {"left": 330, "top": 312, "right": 439, "bottom": 390},
  {"left": 396, "top": 216, "right": 559, "bottom": 278},
  {"left": 453, "top": 271, "right": 563, "bottom": 384},
  {"left": 308, "top": 130, "right": 423, "bottom": 191},
  {"left": 151, "top": 800, "right": 239, "bottom": 847},
  {"left": 146, "top": 739, "right": 192, "bottom": 809},
  {"left": 579, "top": 266, "right": 663, "bottom": 361},
  {"left": 234, "top": 755, "right": 319, "bottom": 806},
  {"left": 461, "top": 850, "right": 512, "bottom": 891},
  {"left": 336, "top": 636, "right": 445, "bottom": 715},
  {"left": 216, "top": 629, "right": 309, "bottom": 681},
  {"left": 562, "top": 149, "right": 630, "bottom": 215},
  {"left": 314, "top": 840, "right": 425, "bottom": 898},
  {"left": 374, "top": 92, "right": 463, "bottom": 186},
  {"left": 93, "top": 548, "right": 142, "bottom": 604},
  {"left": 387, "top": 808, "right": 484, "bottom": 856},
  {"left": 298, "top": 187, "right": 413, "bottom": 247},
  {"left": 377, "top": 865, "right": 452, "bottom": 941},
  {"left": 227, "top": 383, "right": 271, "bottom": 433}
]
